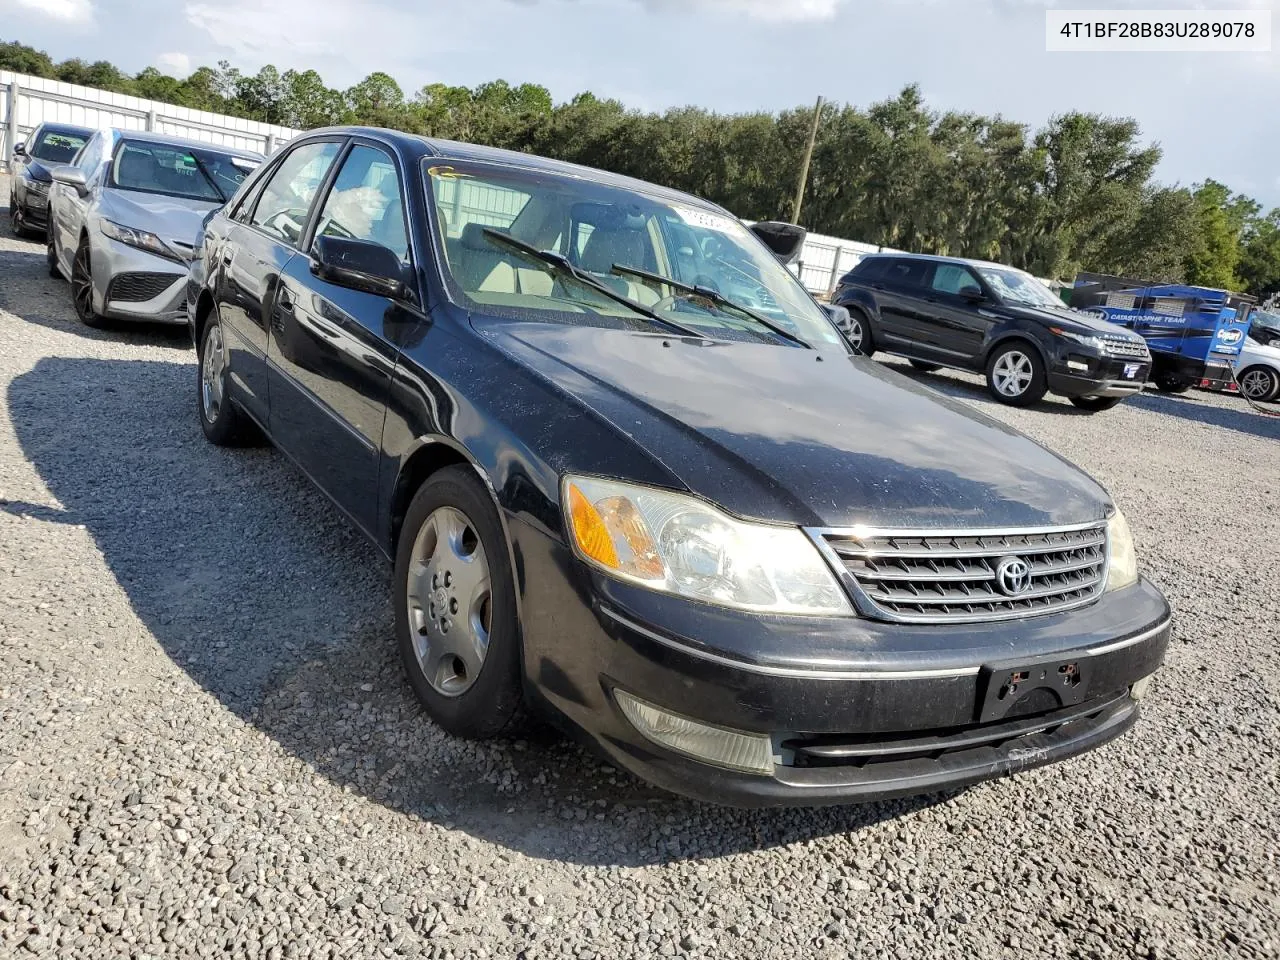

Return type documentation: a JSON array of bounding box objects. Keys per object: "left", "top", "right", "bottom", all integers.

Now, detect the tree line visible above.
[{"left": 5, "top": 39, "right": 1278, "bottom": 297}]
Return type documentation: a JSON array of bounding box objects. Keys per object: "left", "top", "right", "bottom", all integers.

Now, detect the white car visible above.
[{"left": 1235, "top": 335, "right": 1280, "bottom": 403}]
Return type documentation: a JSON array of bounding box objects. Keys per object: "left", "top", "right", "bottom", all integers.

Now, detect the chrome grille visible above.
[
  {"left": 1098, "top": 334, "right": 1149, "bottom": 360},
  {"left": 816, "top": 524, "right": 1108, "bottom": 623}
]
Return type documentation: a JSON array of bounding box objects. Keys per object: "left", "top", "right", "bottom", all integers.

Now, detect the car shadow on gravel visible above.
[
  {"left": 8, "top": 356, "right": 947, "bottom": 867},
  {"left": 1127, "top": 390, "right": 1280, "bottom": 441},
  {"left": 0, "top": 245, "right": 191, "bottom": 349},
  {"left": 877, "top": 360, "right": 1097, "bottom": 415}
]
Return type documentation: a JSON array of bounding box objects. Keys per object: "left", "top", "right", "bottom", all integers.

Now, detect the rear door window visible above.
[{"left": 882, "top": 258, "right": 931, "bottom": 291}]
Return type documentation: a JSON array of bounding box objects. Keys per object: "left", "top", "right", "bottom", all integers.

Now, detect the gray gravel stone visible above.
[{"left": 1, "top": 177, "right": 1278, "bottom": 959}]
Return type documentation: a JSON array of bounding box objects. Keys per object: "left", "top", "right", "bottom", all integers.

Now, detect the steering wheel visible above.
[{"left": 653, "top": 275, "right": 722, "bottom": 315}]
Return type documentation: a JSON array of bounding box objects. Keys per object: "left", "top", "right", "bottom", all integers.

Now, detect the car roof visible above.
[
  {"left": 298, "top": 126, "right": 729, "bottom": 214},
  {"left": 35, "top": 122, "right": 95, "bottom": 137},
  {"left": 106, "top": 128, "right": 264, "bottom": 161},
  {"left": 858, "top": 251, "right": 1025, "bottom": 272}
]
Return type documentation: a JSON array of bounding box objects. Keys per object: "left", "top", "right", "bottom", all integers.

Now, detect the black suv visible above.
[{"left": 833, "top": 253, "right": 1152, "bottom": 412}]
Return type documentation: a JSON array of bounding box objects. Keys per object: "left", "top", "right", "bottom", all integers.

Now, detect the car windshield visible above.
[
  {"left": 426, "top": 163, "right": 843, "bottom": 348},
  {"left": 31, "top": 129, "right": 87, "bottom": 163},
  {"left": 110, "top": 141, "right": 259, "bottom": 203},
  {"left": 976, "top": 266, "right": 1063, "bottom": 309}
]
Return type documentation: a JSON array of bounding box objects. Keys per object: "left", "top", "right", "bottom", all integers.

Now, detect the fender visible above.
[
  {"left": 836, "top": 285, "right": 883, "bottom": 325},
  {"left": 982, "top": 327, "right": 1050, "bottom": 368}
]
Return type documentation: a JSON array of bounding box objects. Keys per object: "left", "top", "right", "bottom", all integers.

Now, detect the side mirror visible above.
[
  {"left": 311, "top": 235, "right": 408, "bottom": 299},
  {"left": 959, "top": 285, "right": 985, "bottom": 303},
  {"left": 50, "top": 165, "right": 89, "bottom": 195},
  {"left": 820, "top": 303, "right": 855, "bottom": 341},
  {"left": 13, "top": 143, "right": 25, "bottom": 157}
]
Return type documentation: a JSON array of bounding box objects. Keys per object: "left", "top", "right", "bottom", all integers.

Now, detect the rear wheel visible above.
[
  {"left": 1069, "top": 396, "right": 1123, "bottom": 413},
  {"left": 908, "top": 360, "right": 941, "bottom": 374},
  {"left": 1153, "top": 373, "right": 1190, "bottom": 394},
  {"left": 985, "top": 342, "right": 1047, "bottom": 407},
  {"left": 394, "top": 467, "right": 524, "bottom": 739},
  {"left": 71, "top": 238, "right": 106, "bottom": 328},
  {"left": 1238, "top": 365, "right": 1280, "bottom": 403},
  {"left": 843, "top": 308, "right": 875, "bottom": 357}
]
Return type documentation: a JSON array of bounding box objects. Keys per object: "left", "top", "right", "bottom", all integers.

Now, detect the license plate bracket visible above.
[{"left": 977, "top": 652, "right": 1090, "bottom": 723}]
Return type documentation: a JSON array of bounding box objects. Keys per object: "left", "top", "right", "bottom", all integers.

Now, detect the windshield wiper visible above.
[
  {"left": 611, "top": 264, "right": 813, "bottom": 349},
  {"left": 187, "top": 153, "right": 229, "bottom": 202},
  {"left": 481, "top": 230, "right": 703, "bottom": 339}
]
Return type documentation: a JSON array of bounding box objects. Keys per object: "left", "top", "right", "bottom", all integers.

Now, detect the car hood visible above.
[
  {"left": 98, "top": 189, "right": 221, "bottom": 257},
  {"left": 482, "top": 321, "right": 1111, "bottom": 529},
  {"left": 23, "top": 159, "right": 55, "bottom": 182}
]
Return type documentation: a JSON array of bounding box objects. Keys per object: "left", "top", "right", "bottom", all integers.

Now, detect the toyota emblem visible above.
[{"left": 995, "top": 556, "right": 1032, "bottom": 596}]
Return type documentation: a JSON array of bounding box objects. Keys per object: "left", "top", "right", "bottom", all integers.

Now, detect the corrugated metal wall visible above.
[{"left": 2, "top": 70, "right": 299, "bottom": 163}]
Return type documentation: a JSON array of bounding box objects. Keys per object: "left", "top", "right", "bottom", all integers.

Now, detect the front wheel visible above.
[
  {"left": 843, "top": 307, "right": 875, "bottom": 357},
  {"left": 1237, "top": 365, "right": 1280, "bottom": 403},
  {"left": 70, "top": 238, "right": 106, "bottom": 328},
  {"left": 395, "top": 467, "right": 524, "bottom": 739},
  {"left": 1069, "top": 396, "right": 1123, "bottom": 412},
  {"left": 197, "top": 312, "right": 254, "bottom": 445},
  {"left": 46, "top": 233, "right": 62, "bottom": 279},
  {"left": 8, "top": 194, "right": 23, "bottom": 237},
  {"left": 985, "top": 342, "right": 1047, "bottom": 407}
]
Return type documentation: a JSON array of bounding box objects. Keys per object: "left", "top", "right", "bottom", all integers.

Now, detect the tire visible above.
[
  {"left": 1069, "top": 396, "right": 1122, "bottom": 412},
  {"left": 985, "top": 341, "right": 1047, "bottom": 407},
  {"left": 1237, "top": 365, "right": 1280, "bottom": 403},
  {"left": 1153, "top": 373, "right": 1189, "bottom": 394},
  {"left": 394, "top": 466, "right": 524, "bottom": 739},
  {"left": 70, "top": 237, "right": 106, "bottom": 328},
  {"left": 196, "top": 311, "right": 254, "bottom": 446},
  {"left": 46, "top": 233, "right": 62, "bottom": 279},
  {"left": 8, "top": 194, "right": 22, "bottom": 237},
  {"left": 908, "top": 360, "right": 942, "bottom": 373},
  {"left": 843, "top": 307, "right": 875, "bottom": 357}
]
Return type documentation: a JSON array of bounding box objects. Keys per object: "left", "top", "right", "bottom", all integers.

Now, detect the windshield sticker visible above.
[
  {"left": 428, "top": 165, "right": 473, "bottom": 180},
  {"left": 672, "top": 205, "right": 741, "bottom": 235}
]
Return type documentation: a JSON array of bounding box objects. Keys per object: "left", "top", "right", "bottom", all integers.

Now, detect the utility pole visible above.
[{"left": 792, "top": 96, "right": 823, "bottom": 225}]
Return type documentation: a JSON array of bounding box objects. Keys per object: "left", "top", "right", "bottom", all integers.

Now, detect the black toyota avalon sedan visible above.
[{"left": 188, "top": 127, "right": 1171, "bottom": 807}]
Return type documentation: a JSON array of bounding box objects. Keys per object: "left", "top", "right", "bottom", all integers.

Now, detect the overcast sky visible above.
[{"left": 4, "top": 0, "right": 1279, "bottom": 207}]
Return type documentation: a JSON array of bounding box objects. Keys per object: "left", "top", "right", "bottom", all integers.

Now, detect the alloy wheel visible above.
[
  {"left": 1240, "top": 368, "right": 1276, "bottom": 401},
  {"left": 992, "top": 350, "right": 1034, "bottom": 398},
  {"left": 405, "top": 506, "right": 492, "bottom": 698},
  {"left": 201, "top": 324, "right": 227, "bottom": 421},
  {"left": 72, "top": 244, "right": 95, "bottom": 320},
  {"left": 847, "top": 316, "right": 865, "bottom": 353}
]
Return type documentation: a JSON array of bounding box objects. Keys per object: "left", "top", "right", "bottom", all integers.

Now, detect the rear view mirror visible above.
[
  {"left": 50, "top": 165, "right": 89, "bottom": 196},
  {"left": 311, "top": 235, "right": 408, "bottom": 300},
  {"left": 750, "top": 221, "right": 808, "bottom": 265}
]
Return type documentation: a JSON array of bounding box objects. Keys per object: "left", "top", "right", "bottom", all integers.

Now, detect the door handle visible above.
[
  {"left": 278, "top": 288, "right": 294, "bottom": 310},
  {"left": 221, "top": 249, "right": 235, "bottom": 265}
]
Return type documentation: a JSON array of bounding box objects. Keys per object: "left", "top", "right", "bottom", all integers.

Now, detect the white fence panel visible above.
[
  {"left": 793, "top": 231, "right": 899, "bottom": 298},
  {"left": 2, "top": 70, "right": 299, "bottom": 164}
]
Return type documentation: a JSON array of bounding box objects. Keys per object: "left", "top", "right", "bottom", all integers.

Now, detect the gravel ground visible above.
[{"left": 1, "top": 175, "right": 1279, "bottom": 960}]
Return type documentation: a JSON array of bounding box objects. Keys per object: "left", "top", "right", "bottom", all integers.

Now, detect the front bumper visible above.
[
  {"left": 1048, "top": 353, "right": 1150, "bottom": 399},
  {"left": 512, "top": 517, "right": 1172, "bottom": 807},
  {"left": 93, "top": 236, "right": 189, "bottom": 324},
  {"left": 14, "top": 183, "right": 51, "bottom": 229}
]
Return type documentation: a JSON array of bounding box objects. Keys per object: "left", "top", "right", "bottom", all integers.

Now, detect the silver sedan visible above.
[{"left": 47, "top": 129, "right": 261, "bottom": 328}]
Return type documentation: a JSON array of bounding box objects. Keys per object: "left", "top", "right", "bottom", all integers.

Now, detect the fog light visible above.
[
  {"left": 614, "top": 690, "right": 775, "bottom": 775},
  {"left": 1067, "top": 359, "right": 1090, "bottom": 372},
  {"left": 1130, "top": 676, "right": 1154, "bottom": 701}
]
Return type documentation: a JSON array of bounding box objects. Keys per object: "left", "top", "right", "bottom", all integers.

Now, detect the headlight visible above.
[
  {"left": 1105, "top": 509, "right": 1138, "bottom": 592},
  {"left": 24, "top": 178, "right": 49, "bottom": 195},
  {"left": 100, "top": 219, "right": 181, "bottom": 262},
  {"left": 562, "top": 475, "right": 851, "bottom": 616},
  {"left": 1052, "top": 328, "right": 1105, "bottom": 351}
]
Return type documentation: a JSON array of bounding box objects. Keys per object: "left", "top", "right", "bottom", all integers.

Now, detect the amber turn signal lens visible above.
[{"left": 567, "top": 483, "right": 620, "bottom": 570}]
